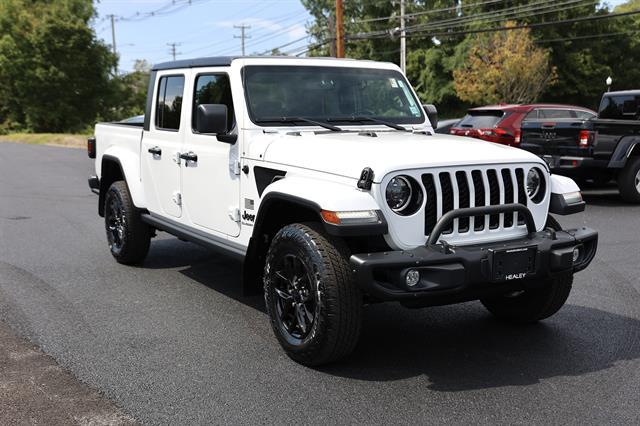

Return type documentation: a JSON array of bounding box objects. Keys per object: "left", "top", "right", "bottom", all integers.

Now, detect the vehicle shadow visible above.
[
  {"left": 319, "top": 302, "right": 640, "bottom": 391},
  {"left": 142, "top": 238, "right": 640, "bottom": 392},
  {"left": 143, "top": 238, "right": 265, "bottom": 312}
]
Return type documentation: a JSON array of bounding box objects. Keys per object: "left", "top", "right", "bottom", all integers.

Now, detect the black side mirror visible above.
[
  {"left": 423, "top": 104, "right": 438, "bottom": 129},
  {"left": 196, "top": 104, "right": 228, "bottom": 134}
]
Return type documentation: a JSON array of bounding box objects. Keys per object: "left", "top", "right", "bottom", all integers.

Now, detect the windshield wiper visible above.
[
  {"left": 328, "top": 116, "right": 410, "bottom": 132},
  {"left": 255, "top": 116, "right": 342, "bottom": 132}
]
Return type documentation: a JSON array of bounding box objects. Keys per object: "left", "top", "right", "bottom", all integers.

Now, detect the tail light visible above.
[
  {"left": 514, "top": 129, "right": 521, "bottom": 145},
  {"left": 477, "top": 127, "right": 514, "bottom": 145},
  {"left": 578, "top": 130, "right": 592, "bottom": 148},
  {"left": 87, "top": 136, "right": 96, "bottom": 159}
]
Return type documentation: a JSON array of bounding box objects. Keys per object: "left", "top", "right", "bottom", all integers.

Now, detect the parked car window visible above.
[
  {"left": 155, "top": 75, "right": 185, "bottom": 131},
  {"left": 599, "top": 95, "right": 640, "bottom": 119},
  {"left": 524, "top": 110, "right": 539, "bottom": 120},
  {"left": 538, "top": 109, "right": 573, "bottom": 119},
  {"left": 192, "top": 74, "right": 235, "bottom": 132},
  {"left": 456, "top": 111, "right": 505, "bottom": 128},
  {"left": 574, "top": 110, "right": 596, "bottom": 119}
]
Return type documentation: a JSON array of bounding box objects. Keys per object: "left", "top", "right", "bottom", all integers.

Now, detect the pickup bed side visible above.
[{"left": 94, "top": 123, "right": 145, "bottom": 216}]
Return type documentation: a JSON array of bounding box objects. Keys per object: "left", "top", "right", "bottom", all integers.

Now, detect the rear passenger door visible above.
[
  {"left": 141, "top": 73, "right": 186, "bottom": 218},
  {"left": 180, "top": 71, "right": 241, "bottom": 237}
]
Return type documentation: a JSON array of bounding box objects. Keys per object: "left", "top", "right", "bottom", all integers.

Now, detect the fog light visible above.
[
  {"left": 573, "top": 247, "right": 580, "bottom": 263},
  {"left": 405, "top": 269, "right": 420, "bottom": 287}
]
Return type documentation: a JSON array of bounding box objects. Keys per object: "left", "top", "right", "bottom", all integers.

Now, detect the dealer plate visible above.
[{"left": 491, "top": 246, "right": 537, "bottom": 282}]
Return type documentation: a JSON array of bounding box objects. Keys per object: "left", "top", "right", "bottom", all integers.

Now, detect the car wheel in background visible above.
[{"left": 617, "top": 156, "right": 640, "bottom": 203}]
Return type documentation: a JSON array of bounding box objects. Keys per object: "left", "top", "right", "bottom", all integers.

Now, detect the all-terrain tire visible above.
[
  {"left": 263, "top": 223, "right": 362, "bottom": 366},
  {"left": 617, "top": 156, "right": 640, "bottom": 203},
  {"left": 104, "top": 180, "right": 151, "bottom": 265}
]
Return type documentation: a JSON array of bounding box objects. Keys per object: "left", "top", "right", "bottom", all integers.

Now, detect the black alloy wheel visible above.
[{"left": 271, "top": 253, "right": 318, "bottom": 343}]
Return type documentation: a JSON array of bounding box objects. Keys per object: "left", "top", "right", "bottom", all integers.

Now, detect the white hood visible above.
[{"left": 259, "top": 130, "right": 546, "bottom": 181}]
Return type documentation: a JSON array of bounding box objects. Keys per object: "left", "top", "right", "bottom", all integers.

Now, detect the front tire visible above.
[
  {"left": 480, "top": 215, "right": 572, "bottom": 323},
  {"left": 617, "top": 156, "right": 640, "bottom": 203},
  {"left": 263, "top": 223, "right": 362, "bottom": 366},
  {"left": 104, "top": 181, "right": 151, "bottom": 265}
]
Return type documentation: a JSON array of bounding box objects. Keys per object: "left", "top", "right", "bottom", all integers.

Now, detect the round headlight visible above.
[
  {"left": 386, "top": 176, "right": 412, "bottom": 212},
  {"left": 526, "top": 168, "right": 542, "bottom": 199}
]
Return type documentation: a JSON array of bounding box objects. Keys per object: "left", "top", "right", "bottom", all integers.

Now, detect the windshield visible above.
[{"left": 243, "top": 65, "right": 425, "bottom": 125}]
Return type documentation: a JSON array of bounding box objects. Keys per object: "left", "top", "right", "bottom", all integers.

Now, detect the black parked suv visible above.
[{"left": 520, "top": 90, "right": 640, "bottom": 202}]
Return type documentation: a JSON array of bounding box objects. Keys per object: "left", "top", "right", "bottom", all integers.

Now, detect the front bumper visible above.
[{"left": 350, "top": 205, "right": 598, "bottom": 307}]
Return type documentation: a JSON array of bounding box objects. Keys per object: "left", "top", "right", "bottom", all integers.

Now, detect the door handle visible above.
[
  {"left": 148, "top": 146, "right": 162, "bottom": 156},
  {"left": 179, "top": 151, "right": 198, "bottom": 163}
]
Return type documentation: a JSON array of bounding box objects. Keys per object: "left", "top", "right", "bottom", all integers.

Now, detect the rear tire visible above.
[
  {"left": 104, "top": 181, "right": 151, "bottom": 265},
  {"left": 263, "top": 223, "right": 362, "bottom": 366},
  {"left": 480, "top": 215, "right": 572, "bottom": 323},
  {"left": 617, "top": 156, "right": 640, "bottom": 203}
]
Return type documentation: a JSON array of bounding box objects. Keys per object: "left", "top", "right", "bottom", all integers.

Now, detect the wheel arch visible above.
[
  {"left": 608, "top": 135, "right": 640, "bottom": 168},
  {"left": 98, "top": 152, "right": 145, "bottom": 216}
]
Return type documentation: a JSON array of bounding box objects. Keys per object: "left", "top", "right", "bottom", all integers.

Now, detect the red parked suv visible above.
[{"left": 450, "top": 104, "right": 596, "bottom": 146}]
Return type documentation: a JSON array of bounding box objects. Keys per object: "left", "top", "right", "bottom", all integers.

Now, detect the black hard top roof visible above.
[{"left": 151, "top": 56, "right": 366, "bottom": 71}]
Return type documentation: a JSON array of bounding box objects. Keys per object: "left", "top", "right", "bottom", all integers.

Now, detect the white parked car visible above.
[{"left": 88, "top": 56, "right": 598, "bottom": 365}]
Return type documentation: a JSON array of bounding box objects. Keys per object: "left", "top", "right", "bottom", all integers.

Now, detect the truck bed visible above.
[{"left": 94, "top": 122, "right": 143, "bottom": 176}]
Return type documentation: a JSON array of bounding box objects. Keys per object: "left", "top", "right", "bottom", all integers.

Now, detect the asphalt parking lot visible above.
[{"left": 1, "top": 142, "right": 639, "bottom": 424}]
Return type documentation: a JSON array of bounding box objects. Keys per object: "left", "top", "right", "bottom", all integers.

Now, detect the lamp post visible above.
[{"left": 606, "top": 76, "right": 612, "bottom": 92}]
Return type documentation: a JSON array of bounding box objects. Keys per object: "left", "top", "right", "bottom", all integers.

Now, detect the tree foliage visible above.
[
  {"left": 453, "top": 23, "right": 556, "bottom": 104},
  {"left": 0, "top": 0, "right": 116, "bottom": 132}
]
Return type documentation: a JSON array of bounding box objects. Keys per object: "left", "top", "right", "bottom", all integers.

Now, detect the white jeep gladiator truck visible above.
[{"left": 88, "top": 56, "right": 598, "bottom": 366}]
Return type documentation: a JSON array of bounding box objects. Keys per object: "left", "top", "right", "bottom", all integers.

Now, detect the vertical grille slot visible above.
[
  {"left": 455, "top": 171, "right": 470, "bottom": 232},
  {"left": 471, "top": 170, "right": 485, "bottom": 231},
  {"left": 516, "top": 168, "right": 527, "bottom": 225},
  {"left": 487, "top": 170, "right": 500, "bottom": 229},
  {"left": 439, "top": 172, "right": 454, "bottom": 234},
  {"left": 422, "top": 174, "right": 438, "bottom": 236},
  {"left": 501, "top": 168, "right": 514, "bottom": 228}
]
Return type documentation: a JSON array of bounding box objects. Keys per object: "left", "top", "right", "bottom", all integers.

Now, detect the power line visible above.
[
  {"left": 353, "top": 0, "right": 506, "bottom": 24},
  {"left": 352, "top": 0, "right": 593, "bottom": 39},
  {"left": 353, "top": 9, "right": 640, "bottom": 41}
]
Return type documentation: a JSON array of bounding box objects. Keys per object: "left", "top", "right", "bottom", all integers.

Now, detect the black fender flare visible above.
[
  {"left": 241, "top": 192, "right": 387, "bottom": 295},
  {"left": 98, "top": 155, "right": 127, "bottom": 216},
  {"left": 608, "top": 135, "right": 640, "bottom": 168}
]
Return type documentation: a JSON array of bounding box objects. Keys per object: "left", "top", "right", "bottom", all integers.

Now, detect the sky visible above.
[
  {"left": 94, "top": 0, "right": 630, "bottom": 74},
  {"left": 93, "top": 0, "right": 312, "bottom": 73}
]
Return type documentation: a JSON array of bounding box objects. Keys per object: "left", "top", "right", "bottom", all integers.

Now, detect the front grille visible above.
[{"left": 422, "top": 167, "right": 527, "bottom": 237}]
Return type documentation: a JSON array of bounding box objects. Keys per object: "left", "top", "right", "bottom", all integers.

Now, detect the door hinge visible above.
[
  {"left": 172, "top": 191, "right": 182, "bottom": 206},
  {"left": 228, "top": 207, "right": 240, "bottom": 222},
  {"left": 233, "top": 161, "right": 241, "bottom": 176}
]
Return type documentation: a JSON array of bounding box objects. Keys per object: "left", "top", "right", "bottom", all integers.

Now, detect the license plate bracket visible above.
[{"left": 491, "top": 246, "right": 537, "bottom": 282}]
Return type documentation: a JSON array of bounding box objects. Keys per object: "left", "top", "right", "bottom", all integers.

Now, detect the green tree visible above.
[
  {"left": 101, "top": 59, "right": 151, "bottom": 122},
  {"left": 453, "top": 23, "right": 556, "bottom": 104},
  {"left": 0, "top": 0, "right": 115, "bottom": 132}
]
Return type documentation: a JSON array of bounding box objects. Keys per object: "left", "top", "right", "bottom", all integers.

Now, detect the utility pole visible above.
[
  {"left": 108, "top": 14, "right": 118, "bottom": 75},
  {"left": 335, "top": 0, "right": 345, "bottom": 58},
  {"left": 167, "top": 43, "right": 181, "bottom": 61},
  {"left": 328, "top": 14, "right": 336, "bottom": 58},
  {"left": 234, "top": 24, "right": 251, "bottom": 56},
  {"left": 400, "top": 0, "right": 406, "bottom": 73}
]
